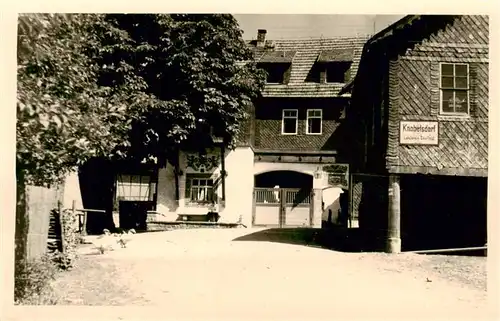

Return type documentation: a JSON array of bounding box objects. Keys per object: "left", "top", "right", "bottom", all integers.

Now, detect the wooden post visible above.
[
  {"left": 220, "top": 144, "right": 226, "bottom": 204},
  {"left": 387, "top": 174, "right": 401, "bottom": 253},
  {"left": 81, "top": 208, "right": 88, "bottom": 236},
  {"left": 71, "top": 199, "right": 77, "bottom": 233},
  {"left": 174, "top": 149, "right": 180, "bottom": 203}
]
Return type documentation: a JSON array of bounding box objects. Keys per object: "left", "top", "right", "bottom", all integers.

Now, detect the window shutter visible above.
[
  {"left": 469, "top": 63, "right": 478, "bottom": 117},
  {"left": 430, "top": 62, "right": 440, "bottom": 116}
]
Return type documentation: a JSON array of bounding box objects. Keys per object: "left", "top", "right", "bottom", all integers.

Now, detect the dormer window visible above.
[
  {"left": 258, "top": 63, "right": 289, "bottom": 84},
  {"left": 307, "top": 48, "right": 354, "bottom": 84},
  {"left": 257, "top": 50, "right": 296, "bottom": 84},
  {"left": 325, "top": 62, "right": 352, "bottom": 83}
]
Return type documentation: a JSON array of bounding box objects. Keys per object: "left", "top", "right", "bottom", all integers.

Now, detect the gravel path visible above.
[{"left": 51, "top": 229, "right": 491, "bottom": 319}]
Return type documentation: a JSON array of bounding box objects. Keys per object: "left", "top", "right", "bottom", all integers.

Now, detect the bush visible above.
[
  {"left": 50, "top": 208, "right": 80, "bottom": 270},
  {"left": 14, "top": 254, "right": 59, "bottom": 305}
]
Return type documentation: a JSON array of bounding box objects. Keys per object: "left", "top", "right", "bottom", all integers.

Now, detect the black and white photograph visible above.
[{"left": 4, "top": 5, "right": 498, "bottom": 320}]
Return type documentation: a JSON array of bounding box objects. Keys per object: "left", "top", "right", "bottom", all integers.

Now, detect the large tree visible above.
[
  {"left": 99, "top": 14, "right": 266, "bottom": 163},
  {"left": 16, "top": 14, "right": 265, "bottom": 259},
  {"left": 16, "top": 13, "right": 147, "bottom": 262},
  {"left": 17, "top": 14, "right": 147, "bottom": 186}
]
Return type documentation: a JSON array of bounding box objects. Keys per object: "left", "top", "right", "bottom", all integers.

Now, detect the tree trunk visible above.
[{"left": 15, "top": 170, "right": 29, "bottom": 265}]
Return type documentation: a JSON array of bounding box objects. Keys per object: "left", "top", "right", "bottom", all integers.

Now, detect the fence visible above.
[
  {"left": 254, "top": 188, "right": 311, "bottom": 205},
  {"left": 24, "top": 184, "right": 63, "bottom": 260}
]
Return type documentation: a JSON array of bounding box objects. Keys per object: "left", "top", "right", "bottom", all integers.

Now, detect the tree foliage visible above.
[
  {"left": 17, "top": 14, "right": 145, "bottom": 186},
  {"left": 17, "top": 13, "right": 265, "bottom": 186},
  {"left": 101, "top": 14, "right": 266, "bottom": 163}
]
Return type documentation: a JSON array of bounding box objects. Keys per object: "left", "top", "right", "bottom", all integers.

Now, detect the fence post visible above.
[
  {"left": 386, "top": 174, "right": 401, "bottom": 253},
  {"left": 348, "top": 173, "right": 353, "bottom": 228},
  {"left": 81, "top": 208, "right": 88, "bottom": 236}
]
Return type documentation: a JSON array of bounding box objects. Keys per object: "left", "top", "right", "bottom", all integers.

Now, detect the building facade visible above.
[
  {"left": 109, "top": 30, "right": 368, "bottom": 230},
  {"left": 343, "top": 15, "right": 489, "bottom": 252}
]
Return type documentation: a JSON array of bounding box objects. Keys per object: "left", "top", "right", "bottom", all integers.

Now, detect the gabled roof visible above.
[
  {"left": 317, "top": 48, "right": 354, "bottom": 63},
  {"left": 258, "top": 50, "right": 297, "bottom": 63},
  {"left": 247, "top": 36, "right": 369, "bottom": 98},
  {"left": 339, "top": 15, "right": 464, "bottom": 96}
]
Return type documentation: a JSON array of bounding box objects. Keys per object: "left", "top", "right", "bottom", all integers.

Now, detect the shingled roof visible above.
[{"left": 247, "top": 36, "right": 369, "bottom": 98}]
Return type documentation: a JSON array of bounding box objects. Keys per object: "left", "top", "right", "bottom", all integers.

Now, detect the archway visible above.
[
  {"left": 254, "top": 170, "right": 313, "bottom": 189},
  {"left": 253, "top": 170, "right": 314, "bottom": 228}
]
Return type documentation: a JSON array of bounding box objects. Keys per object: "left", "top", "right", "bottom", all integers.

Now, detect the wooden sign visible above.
[{"left": 399, "top": 121, "right": 439, "bottom": 146}]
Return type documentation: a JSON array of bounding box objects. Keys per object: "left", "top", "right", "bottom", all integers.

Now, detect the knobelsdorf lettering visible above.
[
  {"left": 400, "top": 121, "right": 438, "bottom": 145},
  {"left": 402, "top": 124, "right": 437, "bottom": 133}
]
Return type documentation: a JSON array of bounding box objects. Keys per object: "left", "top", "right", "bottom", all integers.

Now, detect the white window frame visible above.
[
  {"left": 281, "top": 109, "right": 298, "bottom": 135},
  {"left": 439, "top": 62, "right": 470, "bottom": 117},
  {"left": 116, "top": 174, "right": 156, "bottom": 202},
  {"left": 306, "top": 109, "right": 323, "bottom": 135},
  {"left": 188, "top": 177, "right": 215, "bottom": 204}
]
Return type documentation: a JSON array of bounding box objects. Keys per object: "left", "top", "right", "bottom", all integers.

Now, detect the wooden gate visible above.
[{"left": 253, "top": 188, "right": 313, "bottom": 228}]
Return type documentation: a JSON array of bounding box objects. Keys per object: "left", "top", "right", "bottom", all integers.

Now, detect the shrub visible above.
[
  {"left": 14, "top": 254, "right": 59, "bottom": 305},
  {"left": 50, "top": 208, "right": 80, "bottom": 270}
]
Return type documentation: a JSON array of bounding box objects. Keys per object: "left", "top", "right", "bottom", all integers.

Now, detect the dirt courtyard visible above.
[{"left": 51, "top": 228, "right": 492, "bottom": 320}]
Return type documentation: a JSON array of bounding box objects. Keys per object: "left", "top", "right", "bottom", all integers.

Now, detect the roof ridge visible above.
[
  {"left": 246, "top": 35, "right": 372, "bottom": 42},
  {"left": 267, "top": 35, "right": 371, "bottom": 41}
]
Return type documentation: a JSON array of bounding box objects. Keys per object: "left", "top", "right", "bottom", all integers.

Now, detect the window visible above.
[
  {"left": 258, "top": 63, "right": 289, "bottom": 84},
  {"left": 306, "top": 109, "right": 322, "bottom": 134},
  {"left": 186, "top": 176, "right": 214, "bottom": 204},
  {"left": 440, "top": 63, "right": 469, "bottom": 115},
  {"left": 116, "top": 174, "right": 156, "bottom": 201},
  {"left": 282, "top": 109, "right": 298, "bottom": 134},
  {"left": 326, "top": 62, "right": 352, "bottom": 83}
]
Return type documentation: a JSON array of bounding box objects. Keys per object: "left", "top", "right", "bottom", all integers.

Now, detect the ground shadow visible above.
[{"left": 232, "top": 227, "right": 382, "bottom": 253}]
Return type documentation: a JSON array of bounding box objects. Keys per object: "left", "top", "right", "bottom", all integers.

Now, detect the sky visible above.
[{"left": 234, "top": 14, "right": 404, "bottom": 39}]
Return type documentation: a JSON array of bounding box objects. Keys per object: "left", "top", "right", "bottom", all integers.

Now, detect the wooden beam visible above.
[
  {"left": 387, "top": 165, "right": 487, "bottom": 177},
  {"left": 406, "top": 246, "right": 486, "bottom": 254},
  {"left": 255, "top": 155, "right": 336, "bottom": 164},
  {"left": 253, "top": 149, "right": 337, "bottom": 155},
  {"left": 386, "top": 174, "right": 401, "bottom": 253}
]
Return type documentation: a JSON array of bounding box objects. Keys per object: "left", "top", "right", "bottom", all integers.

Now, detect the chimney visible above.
[{"left": 257, "top": 29, "right": 267, "bottom": 47}]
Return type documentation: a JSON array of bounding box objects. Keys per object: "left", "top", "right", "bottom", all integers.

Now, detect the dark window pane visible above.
[
  {"left": 284, "top": 110, "right": 297, "bottom": 117},
  {"left": 441, "top": 64, "right": 454, "bottom": 76},
  {"left": 455, "top": 64, "right": 468, "bottom": 76},
  {"left": 267, "top": 70, "right": 284, "bottom": 83},
  {"left": 455, "top": 76, "right": 468, "bottom": 89},
  {"left": 308, "top": 110, "right": 321, "bottom": 117},
  {"left": 455, "top": 91, "right": 468, "bottom": 113},
  {"left": 283, "top": 118, "right": 297, "bottom": 133},
  {"left": 261, "top": 64, "right": 288, "bottom": 83},
  {"left": 326, "top": 62, "right": 351, "bottom": 83},
  {"left": 308, "top": 118, "right": 322, "bottom": 134},
  {"left": 442, "top": 90, "right": 454, "bottom": 113},
  {"left": 441, "top": 76, "right": 454, "bottom": 88}
]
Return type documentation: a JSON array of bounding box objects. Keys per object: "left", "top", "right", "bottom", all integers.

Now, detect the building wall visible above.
[
  {"left": 223, "top": 147, "right": 255, "bottom": 226},
  {"left": 386, "top": 15, "right": 488, "bottom": 175},
  {"left": 155, "top": 147, "right": 255, "bottom": 226},
  {"left": 254, "top": 98, "right": 349, "bottom": 154}
]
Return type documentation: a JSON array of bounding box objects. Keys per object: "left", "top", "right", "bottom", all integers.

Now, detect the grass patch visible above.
[
  {"left": 15, "top": 254, "right": 60, "bottom": 305},
  {"left": 50, "top": 255, "right": 151, "bottom": 305}
]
